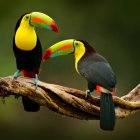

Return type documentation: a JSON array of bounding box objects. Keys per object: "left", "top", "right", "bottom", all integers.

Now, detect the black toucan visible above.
[
  {"left": 13, "top": 12, "right": 59, "bottom": 112},
  {"left": 42, "top": 39, "right": 116, "bottom": 130}
]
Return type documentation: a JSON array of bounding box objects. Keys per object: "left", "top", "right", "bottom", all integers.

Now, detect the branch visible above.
[{"left": 0, "top": 76, "right": 139, "bottom": 120}]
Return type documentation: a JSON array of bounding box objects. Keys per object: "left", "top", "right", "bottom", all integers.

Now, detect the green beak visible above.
[
  {"left": 42, "top": 39, "right": 75, "bottom": 61},
  {"left": 30, "top": 12, "right": 59, "bottom": 33}
]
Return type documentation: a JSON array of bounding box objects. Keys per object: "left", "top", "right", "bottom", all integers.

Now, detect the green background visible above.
[{"left": 0, "top": 0, "right": 139, "bottom": 140}]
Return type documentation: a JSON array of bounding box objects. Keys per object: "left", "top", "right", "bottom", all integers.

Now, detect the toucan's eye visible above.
[
  {"left": 75, "top": 43, "right": 79, "bottom": 46},
  {"left": 25, "top": 16, "right": 29, "bottom": 20}
]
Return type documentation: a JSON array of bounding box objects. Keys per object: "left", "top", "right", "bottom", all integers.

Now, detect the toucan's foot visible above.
[
  {"left": 34, "top": 74, "right": 39, "bottom": 90},
  {"left": 85, "top": 89, "right": 91, "bottom": 98},
  {"left": 13, "top": 70, "right": 21, "bottom": 80},
  {"left": 2, "top": 97, "right": 5, "bottom": 104},
  {"left": 15, "top": 95, "right": 20, "bottom": 99}
]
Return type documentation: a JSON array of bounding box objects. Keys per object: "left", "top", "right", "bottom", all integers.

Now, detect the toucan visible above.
[
  {"left": 13, "top": 12, "right": 59, "bottom": 112},
  {"left": 42, "top": 39, "right": 116, "bottom": 130}
]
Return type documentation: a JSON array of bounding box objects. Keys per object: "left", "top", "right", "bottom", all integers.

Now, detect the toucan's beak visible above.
[
  {"left": 42, "top": 39, "right": 75, "bottom": 62},
  {"left": 30, "top": 12, "right": 59, "bottom": 33}
]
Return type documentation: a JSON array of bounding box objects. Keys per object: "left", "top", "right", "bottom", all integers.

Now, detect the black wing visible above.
[{"left": 78, "top": 54, "right": 116, "bottom": 91}]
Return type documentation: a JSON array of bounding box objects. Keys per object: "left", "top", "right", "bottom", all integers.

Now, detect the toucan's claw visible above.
[
  {"left": 85, "top": 89, "right": 91, "bottom": 98},
  {"left": 15, "top": 95, "right": 20, "bottom": 99},
  {"left": 2, "top": 97, "right": 6, "bottom": 104},
  {"left": 13, "top": 70, "right": 21, "bottom": 80},
  {"left": 34, "top": 74, "right": 39, "bottom": 90}
]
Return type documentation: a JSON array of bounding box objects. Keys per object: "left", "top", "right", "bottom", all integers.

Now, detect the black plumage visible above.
[
  {"left": 13, "top": 13, "right": 42, "bottom": 74},
  {"left": 13, "top": 37, "right": 42, "bottom": 74},
  {"left": 13, "top": 13, "right": 42, "bottom": 112},
  {"left": 77, "top": 40, "right": 116, "bottom": 130},
  {"left": 78, "top": 53, "right": 116, "bottom": 92},
  {"left": 100, "top": 93, "right": 115, "bottom": 130}
]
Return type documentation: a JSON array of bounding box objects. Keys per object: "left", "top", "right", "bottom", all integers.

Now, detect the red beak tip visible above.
[
  {"left": 56, "top": 30, "right": 60, "bottom": 34},
  {"left": 42, "top": 49, "right": 52, "bottom": 62},
  {"left": 42, "top": 56, "right": 46, "bottom": 62},
  {"left": 51, "top": 22, "right": 59, "bottom": 33},
  {"left": 42, "top": 56, "right": 49, "bottom": 62},
  {"left": 42, "top": 58, "right": 45, "bottom": 62},
  {"left": 53, "top": 27, "right": 59, "bottom": 34}
]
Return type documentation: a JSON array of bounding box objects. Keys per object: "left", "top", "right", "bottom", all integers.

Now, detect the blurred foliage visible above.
[{"left": 0, "top": 0, "right": 139, "bottom": 140}]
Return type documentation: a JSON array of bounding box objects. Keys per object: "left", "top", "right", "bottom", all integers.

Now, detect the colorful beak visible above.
[
  {"left": 30, "top": 12, "right": 59, "bottom": 33},
  {"left": 42, "top": 39, "right": 75, "bottom": 62}
]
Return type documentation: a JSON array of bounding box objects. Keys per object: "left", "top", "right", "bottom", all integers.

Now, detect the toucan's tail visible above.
[
  {"left": 22, "top": 97, "right": 40, "bottom": 112},
  {"left": 21, "top": 70, "right": 40, "bottom": 112},
  {"left": 100, "top": 92, "right": 115, "bottom": 130}
]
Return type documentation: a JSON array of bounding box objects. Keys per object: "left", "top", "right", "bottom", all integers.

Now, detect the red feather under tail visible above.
[
  {"left": 22, "top": 70, "right": 35, "bottom": 78},
  {"left": 96, "top": 85, "right": 116, "bottom": 96},
  {"left": 22, "top": 69, "right": 41, "bottom": 78}
]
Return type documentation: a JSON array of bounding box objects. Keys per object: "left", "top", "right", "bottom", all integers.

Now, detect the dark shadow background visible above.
[{"left": 0, "top": 0, "right": 139, "bottom": 140}]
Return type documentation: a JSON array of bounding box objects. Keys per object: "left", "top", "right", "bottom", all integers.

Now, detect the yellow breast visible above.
[{"left": 15, "top": 25, "right": 37, "bottom": 51}]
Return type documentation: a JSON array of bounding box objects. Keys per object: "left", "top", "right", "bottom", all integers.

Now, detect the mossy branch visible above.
[{"left": 0, "top": 76, "right": 139, "bottom": 120}]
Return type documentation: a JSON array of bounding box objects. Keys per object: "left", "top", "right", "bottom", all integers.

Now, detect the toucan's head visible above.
[
  {"left": 42, "top": 39, "right": 96, "bottom": 61},
  {"left": 15, "top": 12, "right": 59, "bottom": 33}
]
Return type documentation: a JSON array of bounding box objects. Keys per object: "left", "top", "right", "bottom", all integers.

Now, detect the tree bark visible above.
[{"left": 0, "top": 76, "right": 139, "bottom": 120}]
